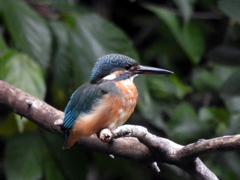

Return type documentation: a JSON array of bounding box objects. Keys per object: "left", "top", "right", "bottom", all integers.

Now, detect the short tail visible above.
[
  {"left": 62, "top": 132, "right": 81, "bottom": 150},
  {"left": 62, "top": 140, "right": 73, "bottom": 150}
]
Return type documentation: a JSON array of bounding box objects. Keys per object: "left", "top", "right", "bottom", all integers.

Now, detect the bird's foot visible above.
[{"left": 98, "top": 128, "right": 113, "bottom": 143}]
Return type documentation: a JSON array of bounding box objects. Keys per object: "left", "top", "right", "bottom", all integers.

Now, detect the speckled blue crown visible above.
[{"left": 90, "top": 54, "right": 137, "bottom": 83}]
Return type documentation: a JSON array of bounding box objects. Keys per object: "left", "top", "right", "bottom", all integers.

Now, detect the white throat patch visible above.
[
  {"left": 129, "top": 74, "right": 138, "bottom": 82},
  {"left": 103, "top": 74, "right": 117, "bottom": 80},
  {"left": 103, "top": 73, "right": 138, "bottom": 81}
]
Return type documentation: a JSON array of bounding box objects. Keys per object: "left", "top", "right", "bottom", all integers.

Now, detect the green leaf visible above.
[
  {"left": 0, "top": 112, "right": 37, "bottom": 135},
  {"left": 181, "top": 24, "right": 205, "bottom": 63},
  {"left": 218, "top": 0, "right": 240, "bottom": 23},
  {"left": 0, "top": 114, "right": 19, "bottom": 136},
  {"left": 199, "top": 107, "right": 229, "bottom": 122},
  {"left": 48, "top": 21, "right": 72, "bottom": 90},
  {"left": 135, "top": 76, "right": 167, "bottom": 131},
  {"left": 208, "top": 45, "right": 240, "bottom": 66},
  {"left": 5, "top": 132, "right": 66, "bottom": 180},
  {"left": 223, "top": 95, "right": 240, "bottom": 113},
  {"left": 14, "top": 115, "right": 28, "bottom": 133},
  {"left": 146, "top": 5, "right": 205, "bottom": 63},
  {"left": 173, "top": 0, "right": 194, "bottom": 23},
  {"left": 0, "top": 50, "right": 46, "bottom": 132},
  {"left": 0, "top": 32, "right": 8, "bottom": 73},
  {"left": 170, "top": 75, "right": 193, "bottom": 99},
  {"left": 220, "top": 68, "right": 240, "bottom": 95},
  {"left": 64, "top": 11, "right": 139, "bottom": 85},
  {"left": 0, "top": 31, "right": 7, "bottom": 54},
  {"left": 169, "top": 103, "right": 212, "bottom": 142},
  {"left": 149, "top": 75, "right": 192, "bottom": 100},
  {"left": 148, "top": 76, "right": 176, "bottom": 100},
  {"left": 5, "top": 133, "right": 44, "bottom": 180},
  {"left": 0, "top": 50, "right": 46, "bottom": 99},
  {"left": 198, "top": 107, "right": 229, "bottom": 134},
  {"left": 210, "top": 152, "right": 240, "bottom": 179},
  {"left": 232, "top": 24, "right": 240, "bottom": 40},
  {"left": 223, "top": 114, "right": 240, "bottom": 135},
  {"left": 192, "top": 65, "right": 235, "bottom": 92},
  {"left": 40, "top": 131, "right": 88, "bottom": 180},
  {"left": 0, "top": 0, "right": 51, "bottom": 69}
]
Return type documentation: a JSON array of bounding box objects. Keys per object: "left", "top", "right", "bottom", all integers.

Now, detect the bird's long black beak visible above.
[{"left": 134, "top": 65, "right": 173, "bottom": 75}]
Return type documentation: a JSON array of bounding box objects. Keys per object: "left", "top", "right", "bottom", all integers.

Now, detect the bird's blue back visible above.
[{"left": 63, "top": 82, "right": 106, "bottom": 129}]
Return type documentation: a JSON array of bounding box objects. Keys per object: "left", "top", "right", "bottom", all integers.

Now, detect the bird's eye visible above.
[{"left": 125, "top": 64, "right": 131, "bottom": 70}]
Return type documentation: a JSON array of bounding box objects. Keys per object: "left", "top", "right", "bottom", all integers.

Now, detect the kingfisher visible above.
[{"left": 62, "top": 54, "right": 173, "bottom": 149}]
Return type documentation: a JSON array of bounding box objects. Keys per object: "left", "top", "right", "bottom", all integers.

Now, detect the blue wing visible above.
[{"left": 63, "top": 82, "right": 106, "bottom": 129}]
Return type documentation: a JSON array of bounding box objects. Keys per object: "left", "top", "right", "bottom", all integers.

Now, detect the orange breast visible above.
[
  {"left": 71, "top": 79, "right": 138, "bottom": 137},
  {"left": 107, "top": 79, "right": 138, "bottom": 129}
]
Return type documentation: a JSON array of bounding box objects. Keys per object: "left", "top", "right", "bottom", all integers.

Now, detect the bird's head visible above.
[{"left": 90, "top": 54, "right": 173, "bottom": 83}]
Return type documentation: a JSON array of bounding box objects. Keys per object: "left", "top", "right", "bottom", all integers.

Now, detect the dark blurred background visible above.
[{"left": 1, "top": 0, "right": 240, "bottom": 179}]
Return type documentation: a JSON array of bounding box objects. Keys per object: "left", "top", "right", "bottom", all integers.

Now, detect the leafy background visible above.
[{"left": 0, "top": 0, "right": 240, "bottom": 179}]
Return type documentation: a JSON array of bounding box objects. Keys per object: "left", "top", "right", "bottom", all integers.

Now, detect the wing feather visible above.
[{"left": 63, "top": 82, "right": 106, "bottom": 129}]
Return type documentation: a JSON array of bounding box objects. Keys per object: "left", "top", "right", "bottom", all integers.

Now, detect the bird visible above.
[{"left": 62, "top": 54, "right": 173, "bottom": 149}]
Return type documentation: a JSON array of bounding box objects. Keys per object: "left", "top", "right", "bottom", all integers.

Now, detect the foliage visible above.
[{"left": 0, "top": 0, "right": 240, "bottom": 179}]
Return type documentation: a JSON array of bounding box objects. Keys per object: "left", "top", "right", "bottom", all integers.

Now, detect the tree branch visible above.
[{"left": 4, "top": 80, "right": 240, "bottom": 180}]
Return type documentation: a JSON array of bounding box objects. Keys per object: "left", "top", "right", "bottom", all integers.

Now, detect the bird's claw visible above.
[{"left": 98, "top": 128, "right": 113, "bottom": 143}]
